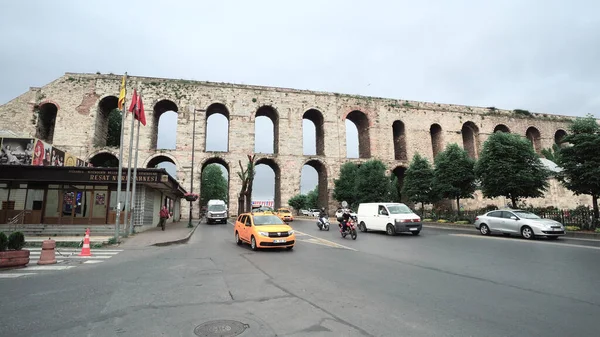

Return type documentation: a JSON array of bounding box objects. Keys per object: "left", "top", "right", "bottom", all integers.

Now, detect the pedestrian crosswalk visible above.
[{"left": 0, "top": 248, "right": 123, "bottom": 279}]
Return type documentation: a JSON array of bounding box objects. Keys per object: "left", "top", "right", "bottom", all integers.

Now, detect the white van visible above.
[
  {"left": 206, "top": 199, "right": 228, "bottom": 224},
  {"left": 356, "top": 203, "right": 422, "bottom": 235}
]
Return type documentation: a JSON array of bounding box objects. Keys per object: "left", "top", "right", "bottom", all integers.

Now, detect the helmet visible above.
[{"left": 321, "top": 207, "right": 325, "bottom": 212}]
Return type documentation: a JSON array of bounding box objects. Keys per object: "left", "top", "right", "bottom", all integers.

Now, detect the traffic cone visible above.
[{"left": 79, "top": 228, "right": 92, "bottom": 257}]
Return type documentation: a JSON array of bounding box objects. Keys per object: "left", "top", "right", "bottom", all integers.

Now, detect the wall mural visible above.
[{"left": 0, "top": 137, "right": 89, "bottom": 167}]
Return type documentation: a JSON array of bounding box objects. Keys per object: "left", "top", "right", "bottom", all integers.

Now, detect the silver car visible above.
[{"left": 474, "top": 209, "right": 565, "bottom": 240}]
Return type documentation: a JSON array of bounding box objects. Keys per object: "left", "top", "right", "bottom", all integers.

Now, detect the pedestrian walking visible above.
[{"left": 159, "top": 205, "right": 169, "bottom": 231}]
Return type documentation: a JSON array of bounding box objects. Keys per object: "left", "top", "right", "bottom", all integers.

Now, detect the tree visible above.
[
  {"left": 433, "top": 143, "right": 477, "bottom": 213},
  {"left": 558, "top": 115, "right": 600, "bottom": 227},
  {"left": 106, "top": 108, "right": 122, "bottom": 147},
  {"left": 541, "top": 144, "right": 562, "bottom": 164},
  {"left": 388, "top": 175, "right": 402, "bottom": 203},
  {"left": 306, "top": 187, "right": 319, "bottom": 209},
  {"left": 200, "top": 164, "right": 228, "bottom": 206},
  {"left": 402, "top": 153, "right": 438, "bottom": 214},
  {"left": 355, "top": 160, "right": 392, "bottom": 204},
  {"left": 475, "top": 132, "right": 549, "bottom": 209},
  {"left": 236, "top": 154, "right": 256, "bottom": 214},
  {"left": 333, "top": 162, "right": 359, "bottom": 207},
  {"left": 288, "top": 194, "right": 308, "bottom": 215}
]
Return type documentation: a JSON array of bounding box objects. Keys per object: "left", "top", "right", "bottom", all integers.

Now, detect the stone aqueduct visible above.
[{"left": 0, "top": 73, "right": 581, "bottom": 217}]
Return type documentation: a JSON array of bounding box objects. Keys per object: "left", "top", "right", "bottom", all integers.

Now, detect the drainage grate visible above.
[{"left": 194, "top": 320, "right": 249, "bottom": 337}]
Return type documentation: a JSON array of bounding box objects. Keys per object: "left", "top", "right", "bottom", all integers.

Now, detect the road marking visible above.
[
  {"left": 0, "top": 273, "right": 37, "bottom": 278},
  {"left": 295, "top": 230, "right": 357, "bottom": 251},
  {"left": 83, "top": 260, "right": 104, "bottom": 264},
  {"left": 22, "top": 265, "right": 76, "bottom": 271},
  {"left": 450, "top": 234, "right": 600, "bottom": 250}
]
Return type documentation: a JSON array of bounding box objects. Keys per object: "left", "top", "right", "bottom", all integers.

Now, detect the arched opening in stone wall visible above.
[
  {"left": 554, "top": 129, "right": 567, "bottom": 147},
  {"left": 93, "top": 96, "right": 120, "bottom": 147},
  {"left": 152, "top": 100, "right": 179, "bottom": 150},
  {"left": 494, "top": 124, "right": 510, "bottom": 133},
  {"left": 89, "top": 152, "right": 119, "bottom": 167},
  {"left": 200, "top": 157, "right": 229, "bottom": 208},
  {"left": 392, "top": 120, "right": 407, "bottom": 161},
  {"left": 254, "top": 106, "right": 279, "bottom": 154},
  {"left": 345, "top": 110, "right": 370, "bottom": 159},
  {"left": 253, "top": 158, "right": 281, "bottom": 209},
  {"left": 430, "top": 124, "right": 443, "bottom": 159},
  {"left": 526, "top": 127, "right": 542, "bottom": 154},
  {"left": 147, "top": 155, "right": 177, "bottom": 178},
  {"left": 461, "top": 121, "right": 480, "bottom": 159},
  {"left": 300, "top": 160, "right": 329, "bottom": 210},
  {"left": 35, "top": 103, "right": 58, "bottom": 144},
  {"left": 303, "top": 109, "right": 325, "bottom": 156},
  {"left": 392, "top": 166, "right": 408, "bottom": 203},
  {"left": 205, "top": 103, "right": 229, "bottom": 152}
]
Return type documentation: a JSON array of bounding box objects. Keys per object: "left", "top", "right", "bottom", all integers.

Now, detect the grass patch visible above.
[
  {"left": 422, "top": 218, "right": 434, "bottom": 222},
  {"left": 437, "top": 219, "right": 449, "bottom": 223},
  {"left": 595, "top": 228, "right": 600, "bottom": 233},
  {"left": 455, "top": 220, "right": 471, "bottom": 225},
  {"left": 565, "top": 226, "right": 581, "bottom": 231}
]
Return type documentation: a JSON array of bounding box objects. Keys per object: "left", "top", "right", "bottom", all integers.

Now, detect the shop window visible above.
[
  {"left": 26, "top": 189, "right": 44, "bottom": 210},
  {"left": 45, "top": 189, "right": 60, "bottom": 217},
  {"left": 8, "top": 189, "right": 26, "bottom": 210}
]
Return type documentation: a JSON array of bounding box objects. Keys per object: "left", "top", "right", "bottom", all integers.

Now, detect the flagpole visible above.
[
  {"left": 129, "top": 116, "right": 142, "bottom": 235},
  {"left": 123, "top": 89, "right": 137, "bottom": 238},
  {"left": 115, "top": 73, "right": 127, "bottom": 241}
]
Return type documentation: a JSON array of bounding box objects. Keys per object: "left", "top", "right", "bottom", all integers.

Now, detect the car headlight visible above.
[
  {"left": 258, "top": 231, "right": 269, "bottom": 237},
  {"left": 288, "top": 230, "right": 294, "bottom": 235}
]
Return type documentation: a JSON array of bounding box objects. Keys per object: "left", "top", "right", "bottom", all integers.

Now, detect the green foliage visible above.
[
  {"left": 306, "top": 187, "right": 319, "bottom": 209},
  {"left": 565, "top": 226, "right": 581, "bottom": 231},
  {"left": 108, "top": 237, "right": 118, "bottom": 245},
  {"left": 107, "top": 108, "right": 122, "bottom": 147},
  {"left": 355, "top": 160, "right": 393, "bottom": 204},
  {"left": 0, "top": 232, "right": 7, "bottom": 251},
  {"left": 475, "top": 132, "right": 549, "bottom": 208},
  {"left": 513, "top": 109, "right": 532, "bottom": 117},
  {"left": 558, "top": 115, "right": 600, "bottom": 224},
  {"left": 7, "top": 232, "right": 25, "bottom": 251},
  {"left": 540, "top": 144, "right": 562, "bottom": 164},
  {"left": 388, "top": 176, "right": 402, "bottom": 203},
  {"left": 402, "top": 153, "right": 439, "bottom": 207},
  {"left": 333, "top": 162, "right": 359, "bottom": 208},
  {"left": 201, "top": 164, "right": 229, "bottom": 205},
  {"left": 433, "top": 144, "right": 476, "bottom": 211},
  {"left": 288, "top": 194, "right": 308, "bottom": 214}
]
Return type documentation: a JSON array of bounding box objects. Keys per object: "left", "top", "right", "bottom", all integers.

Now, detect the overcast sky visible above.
[{"left": 2, "top": 0, "right": 599, "bottom": 201}]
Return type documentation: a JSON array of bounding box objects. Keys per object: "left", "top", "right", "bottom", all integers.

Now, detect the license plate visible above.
[
  {"left": 409, "top": 228, "right": 418, "bottom": 231},
  {"left": 274, "top": 239, "right": 286, "bottom": 243}
]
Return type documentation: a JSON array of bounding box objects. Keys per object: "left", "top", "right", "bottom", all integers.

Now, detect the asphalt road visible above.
[{"left": 0, "top": 219, "right": 599, "bottom": 336}]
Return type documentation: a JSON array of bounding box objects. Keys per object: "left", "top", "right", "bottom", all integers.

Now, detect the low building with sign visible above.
[{"left": 0, "top": 162, "right": 187, "bottom": 232}]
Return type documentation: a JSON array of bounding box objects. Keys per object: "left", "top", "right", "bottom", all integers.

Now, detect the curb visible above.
[
  {"left": 423, "top": 222, "right": 600, "bottom": 240},
  {"left": 151, "top": 223, "right": 200, "bottom": 247}
]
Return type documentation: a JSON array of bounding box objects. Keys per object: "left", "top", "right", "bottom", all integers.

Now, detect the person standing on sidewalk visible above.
[{"left": 159, "top": 205, "right": 170, "bottom": 231}]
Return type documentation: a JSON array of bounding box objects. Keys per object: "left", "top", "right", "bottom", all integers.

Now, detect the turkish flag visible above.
[{"left": 135, "top": 93, "right": 147, "bottom": 126}]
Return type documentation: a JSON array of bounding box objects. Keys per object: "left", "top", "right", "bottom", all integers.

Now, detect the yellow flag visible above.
[{"left": 117, "top": 74, "right": 126, "bottom": 109}]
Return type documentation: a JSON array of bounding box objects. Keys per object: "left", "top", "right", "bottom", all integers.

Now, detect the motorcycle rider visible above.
[
  {"left": 318, "top": 207, "right": 328, "bottom": 226},
  {"left": 340, "top": 209, "right": 351, "bottom": 233}
]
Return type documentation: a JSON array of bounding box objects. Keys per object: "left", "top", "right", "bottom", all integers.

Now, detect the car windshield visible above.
[
  {"left": 279, "top": 210, "right": 290, "bottom": 214},
  {"left": 253, "top": 215, "right": 285, "bottom": 226},
  {"left": 208, "top": 205, "right": 225, "bottom": 211},
  {"left": 386, "top": 204, "right": 413, "bottom": 214},
  {"left": 512, "top": 211, "right": 541, "bottom": 219}
]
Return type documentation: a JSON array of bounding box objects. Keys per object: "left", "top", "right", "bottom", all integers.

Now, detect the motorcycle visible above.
[
  {"left": 339, "top": 216, "right": 358, "bottom": 240},
  {"left": 317, "top": 217, "right": 330, "bottom": 231}
]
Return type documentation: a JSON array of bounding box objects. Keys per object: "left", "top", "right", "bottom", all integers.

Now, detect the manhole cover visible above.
[{"left": 194, "top": 320, "right": 249, "bottom": 337}]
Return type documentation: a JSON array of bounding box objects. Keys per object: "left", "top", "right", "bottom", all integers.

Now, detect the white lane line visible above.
[
  {"left": 449, "top": 234, "right": 600, "bottom": 250},
  {"left": 23, "top": 265, "right": 76, "bottom": 271},
  {"left": 62, "top": 255, "right": 112, "bottom": 259},
  {"left": 83, "top": 260, "right": 104, "bottom": 264},
  {"left": 0, "top": 273, "right": 37, "bottom": 278},
  {"left": 295, "top": 230, "right": 357, "bottom": 251}
]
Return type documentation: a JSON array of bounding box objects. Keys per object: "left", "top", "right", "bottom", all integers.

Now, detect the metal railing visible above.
[{"left": 7, "top": 211, "right": 26, "bottom": 232}]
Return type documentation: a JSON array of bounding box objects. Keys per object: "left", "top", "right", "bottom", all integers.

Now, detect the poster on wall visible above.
[
  {"left": 64, "top": 153, "right": 76, "bottom": 167},
  {"left": 0, "top": 137, "right": 34, "bottom": 165},
  {"left": 95, "top": 193, "right": 105, "bottom": 205},
  {"left": 51, "top": 147, "right": 65, "bottom": 167},
  {"left": 32, "top": 139, "right": 53, "bottom": 166},
  {"left": 76, "top": 158, "right": 85, "bottom": 167}
]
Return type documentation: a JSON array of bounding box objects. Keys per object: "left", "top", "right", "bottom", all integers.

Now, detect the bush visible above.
[
  {"left": 437, "top": 219, "right": 448, "bottom": 223},
  {"left": 565, "top": 226, "right": 581, "bottom": 231},
  {"left": 455, "top": 220, "right": 471, "bottom": 225},
  {"left": 422, "top": 218, "right": 434, "bottom": 222},
  {"left": 595, "top": 228, "right": 600, "bottom": 234},
  {"left": 0, "top": 232, "right": 7, "bottom": 251},
  {"left": 7, "top": 232, "right": 25, "bottom": 250}
]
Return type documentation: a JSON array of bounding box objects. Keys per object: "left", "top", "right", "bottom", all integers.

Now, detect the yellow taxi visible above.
[
  {"left": 276, "top": 208, "right": 294, "bottom": 222},
  {"left": 234, "top": 212, "right": 296, "bottom": 251}
]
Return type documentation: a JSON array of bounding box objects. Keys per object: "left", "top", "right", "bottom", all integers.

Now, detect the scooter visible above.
[
  {"left": 317, "top": 217, "right": 330, "bottom": 231},
  {"left": 339, "top": 217, "right": 358, "bottom": 240}
]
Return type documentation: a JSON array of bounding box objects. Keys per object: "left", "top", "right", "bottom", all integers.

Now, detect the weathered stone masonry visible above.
[{"left": 0, "top": 73, "right": 591, "bottom": 218}]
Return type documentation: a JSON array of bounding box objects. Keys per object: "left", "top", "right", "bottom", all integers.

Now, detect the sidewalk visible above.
[{"left": 119, "top": 219, "right": 199, "bottom": 248}]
